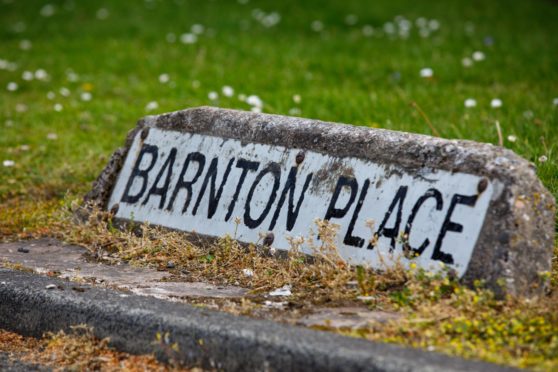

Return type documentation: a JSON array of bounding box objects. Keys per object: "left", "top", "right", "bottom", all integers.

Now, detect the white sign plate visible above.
[{"left": 108, "top": 127, "right": 494, "bottom": 276}]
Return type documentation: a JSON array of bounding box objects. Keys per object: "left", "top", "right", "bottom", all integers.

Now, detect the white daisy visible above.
[
  {"left": 345, "top": 14, "right": 358, "bottom": 26},
  {"left": 311, "top": 20, "right": 323, "bottom": 32},
  {"left": 191, "top": 24, "right": 205, "bottom": 34},
  {"left": 420, "top": 68, "right": 433, "bottom": 78},
  {"left": 59, "top": 87, "right": 70, "bottom": 97},
  {"left": 208, "top": 91, "right": 218, "bottom": 100},
  {"left": 6, "top": 82, "right": 18, "bottom": 91},
  {"left": 35, "top": 69, "right": 48, "bottom": 81},
  {"left": 472, "top": 51, "right": 485, "bottom": 61},
  {"left": 222, "top": 86, "right": 234, "bottom": 97},
  {"left": 464, "top": 98, "right": 477, "bottom": 108},
  {"left": 53, "top": 103, "right": 63, "bottom": 112},
  {"left": 22, "top": 71, "right": 34, "bottom": 81},
  {"left": 80, "top": 92, "right": 92, "bottom": 101},
  {"left": 19, "top": 40, "right": 32, "bottom": 51},
  {"left": 40, "top": 4, "right": 56, "bottom": 17},
  {"left": 246, "top": 95, "right": 263, "bottom": 107},
  {"left": 428, "top": 19, "right": 440, "bottom": 31},
  {"left": 180, "top": 33, "right": 197, "bottom": 44},
  {"left": 2, "top": 160, "right": 15, "bottom": 167},
  {"left": 158, "top": 73, "right": 170, "bottom": 84},
  {"left": 490, "top": 98, "right": 502, "bottom": 108},
  {"left": 145, "top": 101, "right": 159, "bottom": 111},
  {"left": 362, "top": 25, "right": 374, "bottom": 37},
  {"left": 462, "top": 57, "right": 473, "bottom": 68}
]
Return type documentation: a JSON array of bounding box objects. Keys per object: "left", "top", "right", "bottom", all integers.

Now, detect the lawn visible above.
[{"left": 1, "top": 0, "right": 557, "bottom": 369}]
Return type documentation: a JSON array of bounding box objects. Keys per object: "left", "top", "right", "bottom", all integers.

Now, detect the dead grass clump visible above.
[
  {"left": 0, "top": 326, "right": 192, "bottom": 371},
  {"left": 58, "top": 206, "right": 362, "bottom": 302}
]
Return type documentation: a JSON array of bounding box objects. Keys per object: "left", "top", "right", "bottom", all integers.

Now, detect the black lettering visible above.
[
  {"left": 432, "top": 193, "right": 478, "bottom": 264},
  {"left": 244, "top": 162, "right": 281, "bottom": 229},
  {"left": 269, "top": 167, "right": 313, "bottom": 231},
  {"left": 192, "top": 157, "right": 235, "bottom": 219},
  {"left": 142, "top": 148, "right": 177, "bottom": 208},
  {"left": 368, "top": 186, "right": 408, "bottom": 251},
  {"left": 344, "top": 179, "right": 370, "bottom": 247},
  {"left": 225, "top": 159, "right": 260, "bottom": 222},
  {"left": 324, "top": 176, "right": 358, "bottom": 222},
  {"left": 167, "top": 152, "right": 206, "bottom": 213},
  {"left": 121, "top": 144, "right": 158, "bottom": 204},
  {"left": 403, "top": 188, "right": 443, "bottom": 256}
]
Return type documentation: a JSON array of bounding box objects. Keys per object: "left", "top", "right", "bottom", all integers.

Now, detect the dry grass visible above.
[{"left": 0, "top": 326, "right": 196, "bottom": 371}]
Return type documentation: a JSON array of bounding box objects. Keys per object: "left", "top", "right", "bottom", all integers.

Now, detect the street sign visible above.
[{"left": 86, "top": 107, "right": 555, "bottom": 295}]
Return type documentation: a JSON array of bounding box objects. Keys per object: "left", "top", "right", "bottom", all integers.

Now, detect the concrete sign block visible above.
[{"left": 86, "top": 107, "right": 555, "bottom": 295}]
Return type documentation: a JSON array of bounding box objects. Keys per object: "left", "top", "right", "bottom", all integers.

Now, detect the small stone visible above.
[
  {"left": 166, "top": 261, "right": 175, "bottom": 269},
  {"left": 17, "top": 247, "right": 29, "bottom": 253},
  {"left": 269, "top": 285, "right": 292, "bottom": 297},
  {"left": 356, "top": 295, "right": 376, "bottom": 301},
  {"left": 242, "top": 268, "right": 254, "bottom": 277},
  {"left": 45, "top": 284, "right": 57, "bottom": 290}
]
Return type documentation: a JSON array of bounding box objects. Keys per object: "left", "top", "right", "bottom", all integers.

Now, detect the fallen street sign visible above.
[{"left": 85, "top": 107, "right": 555, "bottom": 295}]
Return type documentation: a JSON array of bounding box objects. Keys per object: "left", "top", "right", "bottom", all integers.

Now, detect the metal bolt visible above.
[
  {"left": 263, "top": 232, "right": 275, "bottom": 246},
  {"left": 477, "top": 178, "right": 488, "bottom": 194},
  {"left": 295, "top": 151, "right": 305, "bottom": 165},
  {"left": 110, "top": 203, "right": 119, "bottom": 215},
  {"left": 141, "top": 127, "right": 150, "bottom": 140}
]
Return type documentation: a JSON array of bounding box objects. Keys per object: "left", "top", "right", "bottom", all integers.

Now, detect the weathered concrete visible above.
[
  {"left": 0, "top": 239, "right": 246, "bottom": 300},
  {"left": 0, "top": 268, "right": 519, "bottom": 372},
  {"left": 297, "top": 307, "right": 401, "bottom": 329},
  {"left": 84, "top": 107, "right": 555, "bottom": 296}
]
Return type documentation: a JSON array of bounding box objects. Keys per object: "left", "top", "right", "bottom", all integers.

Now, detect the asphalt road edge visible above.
[{"left": 0, "top": 268, "right": 518, "bottom": 371}]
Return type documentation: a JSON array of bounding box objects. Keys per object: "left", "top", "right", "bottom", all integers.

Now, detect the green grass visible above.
[
  {"left": 0, "top": 0, "right": 558, "bottom": 368},
  {"left": 1, "top": 0, "right": 557, "bottom": 202}
]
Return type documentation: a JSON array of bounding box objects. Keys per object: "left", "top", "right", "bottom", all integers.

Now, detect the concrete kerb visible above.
[{"left": 0, "top": 268, "right": 519, "bottom": 372}]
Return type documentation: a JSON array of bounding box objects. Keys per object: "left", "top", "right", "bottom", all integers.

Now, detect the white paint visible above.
[{"left": 108, "top": 128, "right": 494, "bottom": 277}]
